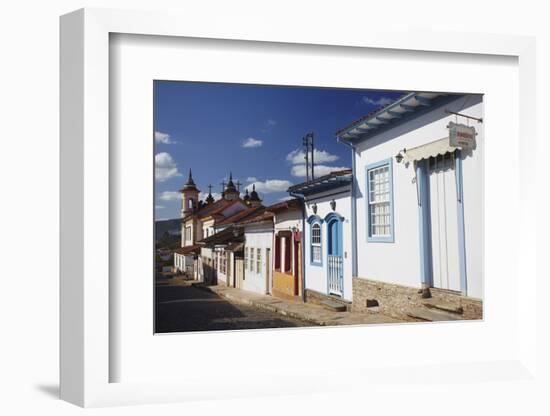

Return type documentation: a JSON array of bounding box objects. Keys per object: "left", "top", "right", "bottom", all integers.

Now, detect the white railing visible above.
[{"left": 327, "top": 255, "right": 343, "bottom": 296}]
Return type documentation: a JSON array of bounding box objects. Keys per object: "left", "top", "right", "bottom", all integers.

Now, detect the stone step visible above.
[
  {"left": 320, "top": 300, "right": 347, "bottom": 312},
  {"left": 407, "top": 307, "right": 464, "bottom": 322},
  {"left": 422, "top": 302, "right": 464, "bottom": 315}
]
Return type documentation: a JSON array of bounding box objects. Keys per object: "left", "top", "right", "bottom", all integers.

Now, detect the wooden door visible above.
[{"left": 428, "top": 153, "right": 461, "bottom": 292}]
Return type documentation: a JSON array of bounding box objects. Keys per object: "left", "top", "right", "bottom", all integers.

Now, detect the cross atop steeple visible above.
[
  {"left": 219, "top": 180, "right": 226, "bottom": 193},
  {"left": 235, "top": 180, "right": 242, "bottom": 192},
  {"left": 207, "top": 184, "right": 213, "bottom": 194}
]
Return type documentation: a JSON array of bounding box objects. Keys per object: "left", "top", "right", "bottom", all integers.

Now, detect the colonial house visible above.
[
  {"left": 269, "top": 199, "right": 304, "bottom": 300},
  {"left": 238, "top": 208, "right": 274, "bottom": 295},
  {"left": 193, "top": 176, "right": 265, "bottom": 285},
  {"left": 288, "top": 171, "right": 353, "bottom": 307},
  {"left": 208, "top": 205, "right": 265, "bottom": 286},
  {"left": 174, "top": 170, "right": 250, "bottom": 279},
  {"left": 335, "top": 92, "right": 483, "bottom": 320}
]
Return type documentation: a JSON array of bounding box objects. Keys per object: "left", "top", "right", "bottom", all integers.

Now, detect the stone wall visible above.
[
  {"left": 352, "top": 277, "right": 483, "bottom": 320},
  {"left": 304, "top": 289, "right": 352, "bottom": 311}
]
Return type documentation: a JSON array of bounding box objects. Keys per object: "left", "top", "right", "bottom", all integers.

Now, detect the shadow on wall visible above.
[{"left": 202, "top": 264, "right": 218, "bottom": 285}]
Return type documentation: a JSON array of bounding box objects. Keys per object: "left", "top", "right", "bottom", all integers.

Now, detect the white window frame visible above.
[
  {"left": 366, "top": 159, "right": 394, "bottom": 243},
  {"left": 310, "top": 222, "right": 322, "bottom": 266}
]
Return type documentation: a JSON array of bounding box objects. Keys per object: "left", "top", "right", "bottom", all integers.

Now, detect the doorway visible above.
[{"left": 428, "top": 152, "right": 461, "bottom": 292}]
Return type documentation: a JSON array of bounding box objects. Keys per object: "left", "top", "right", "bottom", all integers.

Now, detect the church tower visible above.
[
  {"left": 223, "top": 172, "right": 240, "bottom": 201},
  {"left": 180, "top": 169, "right": 200, "bottom": 217},
  {"left": 248, "top": 184, "right": 262, "bottom": 208}
]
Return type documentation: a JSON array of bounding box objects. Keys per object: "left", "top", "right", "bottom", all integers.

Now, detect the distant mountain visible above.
[{"left": 155, "top": 218, "right": 181, "bottom": 241}]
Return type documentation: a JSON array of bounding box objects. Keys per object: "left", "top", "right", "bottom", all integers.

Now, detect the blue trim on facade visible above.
[
  {"left": 325, "top": 212, "right": 344, "bottom": 296},
  {"left": 416, "top": 160, "right": 433, "bottom": 288},
  {"left": 306, "top": 214, "right": 323, "bottom": 225},
  {"left": 324, "top": 212, "right": 344, "bottom": 223},
  {"left": 365, "top": 158, "right": 395, "bottom": 243},
  {"left": 455, "top": 150, "right": 468, "bottom": 295},
  {"left": 336, "top": 138, "right": 358, "bottom": 278},
  {"left": 308, "top": 215, "right": 323, "bottom": 267}
]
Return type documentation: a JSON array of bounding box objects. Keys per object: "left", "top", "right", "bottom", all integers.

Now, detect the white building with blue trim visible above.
[
  {"left": 335, "top": 92, "right": 483, "bottom": 319},
  {"left": 289, "top": 170, "right": 354, "bottom": 307}
]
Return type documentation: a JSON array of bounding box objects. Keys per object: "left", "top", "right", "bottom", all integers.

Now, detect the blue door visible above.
[{"left": 326, "top": 217, "right": 343, "bottom": 296}]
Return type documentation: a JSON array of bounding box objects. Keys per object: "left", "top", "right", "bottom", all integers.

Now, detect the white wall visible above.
[
  {"left": 243, "top": 224, "right": 273, "bottom": 295},
  {"left": 354, "top": 96, "right": 484, "bottom": 298},
  {"left": 304, "top": 187, "right": 353, "bottom": 301}
]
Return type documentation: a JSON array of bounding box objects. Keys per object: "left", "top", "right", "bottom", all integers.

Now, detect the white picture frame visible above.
[{"left": 60, "top": 8, "right": 539, "bottom": 408}]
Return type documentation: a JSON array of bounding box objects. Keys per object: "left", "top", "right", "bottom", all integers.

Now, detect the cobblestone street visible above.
[{"left": 155, "top": 280, "right": 313, "bottom": 333}]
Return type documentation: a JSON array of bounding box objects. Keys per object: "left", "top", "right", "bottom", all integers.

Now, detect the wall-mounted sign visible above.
[{"left": 449, "top": 122, "right": 476, "bottom": 150}]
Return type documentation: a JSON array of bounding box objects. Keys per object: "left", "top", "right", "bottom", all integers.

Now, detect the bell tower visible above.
[
  {"left": 223, "top": 172, "right": 240, "bottom": 201},
  {"left": 180, "top": 169, "right": 200, "bottom": 217}
]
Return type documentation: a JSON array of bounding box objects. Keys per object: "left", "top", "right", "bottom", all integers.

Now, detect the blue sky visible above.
[{"left": 154, "top": 81, "right": 404, "bottom": 220}]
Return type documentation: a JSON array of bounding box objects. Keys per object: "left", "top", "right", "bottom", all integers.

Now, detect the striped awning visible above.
[{"left": 404, "top": 138, "right": 456, "bottom": 163}]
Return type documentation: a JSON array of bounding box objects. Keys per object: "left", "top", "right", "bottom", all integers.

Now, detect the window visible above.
[
  {"left": 244, "top": 247, "right": 248, "bottom": 270},
  {"left": 367, "top": 160, "right": 394, "bottom": 242},
  {"left": 185, "top": 226, "right": 192, "bottom": 242},
  {"left": 256, "top": 248, "right": 261, "bottom": 274},
  {"left": 311, "top": 223, "right": 322, "bottom": 265},
  {"left": 250, "top": 247, "right": 255, "bottom": 272},
  {"left": 221, "top": 252, "right": 227, "bottom": 275}
]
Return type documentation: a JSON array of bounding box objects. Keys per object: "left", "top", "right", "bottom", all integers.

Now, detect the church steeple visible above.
[
  {"left": 243, "top": 188, "right": 250, "bottom": 205},
  {"left": 180, "top": 168, "right": 200, "bottom": 216},
  {"left": 248, "top": 184, "right": 262, "bottom": 207},
  {"left": 182, "top": 168, "right": 198, "bottom": 191},
  {"left": 205, "top": 184, "right": 215, "bottom": 204},
  {"left": 223, "top": 172, "right": 240, "bottom": 201}
]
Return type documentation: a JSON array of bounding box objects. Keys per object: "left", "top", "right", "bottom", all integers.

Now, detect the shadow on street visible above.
[{"left": 155, "top": 284, "right": 310, "bottom": 333}]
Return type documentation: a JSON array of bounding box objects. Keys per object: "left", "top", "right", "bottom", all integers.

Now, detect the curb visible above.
[{"left": 192, "top": 283, "right": 331, "bottom": 326}]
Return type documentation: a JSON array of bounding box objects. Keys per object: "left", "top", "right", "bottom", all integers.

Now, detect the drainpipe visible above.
[
  {"left": 336, "top": 136, "right": 358, "bottom": 278},
  {"left": 289, "top": 191, "right": 307, "bottom": 302}
]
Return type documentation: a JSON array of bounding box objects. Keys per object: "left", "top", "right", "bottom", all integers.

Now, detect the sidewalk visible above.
[{"left": 192, "top": 282, "right": 402, "bottom": 327}]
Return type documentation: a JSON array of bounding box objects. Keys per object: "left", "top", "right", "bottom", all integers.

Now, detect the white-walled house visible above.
[
  {"left": 289, "top": 171, "right": 353, "bottom": 305},
  {"left": 239, "top": 210, "right": 274, "bottom": 295},
  {"left": 336, "top": 92, "right": 483, "bottom": 319}
]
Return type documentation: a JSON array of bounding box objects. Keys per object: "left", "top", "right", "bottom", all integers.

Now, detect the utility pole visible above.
[
  {"left": 302, "top": 132, "right": 315, "bottom": 181},
  {"left": 303, "top": 135, "right": 309, "bottom": 182}
]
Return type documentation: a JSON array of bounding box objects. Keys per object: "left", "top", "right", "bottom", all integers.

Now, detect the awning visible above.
[{"left": 404, "top": 137, "right": 456, "bottom": 164}]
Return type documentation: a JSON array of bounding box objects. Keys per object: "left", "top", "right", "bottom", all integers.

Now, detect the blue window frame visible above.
[
  {"left": 307, "top": 215, "right": 323, "bottom": 266},
  {"left": 366, "top": 158, "right": 394, "bottom": 243}
]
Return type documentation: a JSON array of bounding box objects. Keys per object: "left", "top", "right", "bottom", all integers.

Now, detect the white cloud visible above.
[
  {"left": 245, "top": 179, "right": 293, "bottom": 194},
  {"left": 361, "top": 96, "right": 394, "bottom": 107},
  {"left": 290, "top": 164, "right": 349, "bottom": 178},
  {"left": 199, "top": 191, "right": 222, "bottom": 202},
  {"left": 159, "top": 191, "right": 181, "bottom": 201},
  {"left": 155, "top": 152, "right": 181, "bottom": 182},
  {"left": 155, "top": 205, "right": 165, "bottom": 210},
  {"left": 267, "top": 119, "right": 277, "bottom": 126},
  {"left": 286, "top": 148, "right": 339, "bottom": 164},
  {"left": 278, "top": 195, "right": 293, "bottom": 202},
  {"left": 242, "top": 137, "right": 263, "bottom": 148},
  {"left": 154, "top": 131, "right": 177, "bottom": 144},
  {"left": 246, "top": 176, "right": 257, "bottom": 182}
]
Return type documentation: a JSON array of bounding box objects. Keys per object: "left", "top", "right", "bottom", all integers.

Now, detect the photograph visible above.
[{"left": 154, "top": 81, "right": 484, "bottom": 333}]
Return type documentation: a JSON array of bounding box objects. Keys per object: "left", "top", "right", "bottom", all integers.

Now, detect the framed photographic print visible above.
[{"left": 60, "top": 7, "right": 539, "bottom": 408}]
